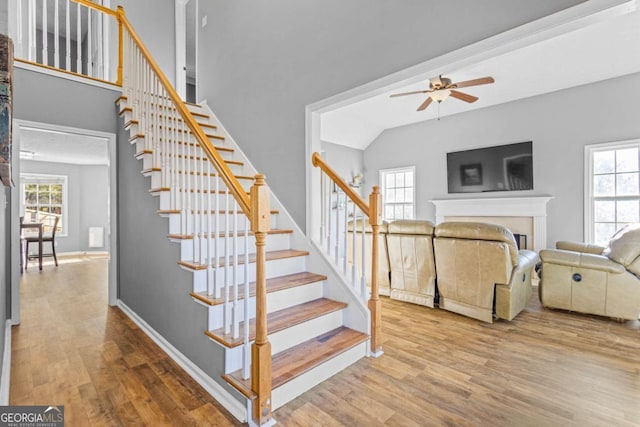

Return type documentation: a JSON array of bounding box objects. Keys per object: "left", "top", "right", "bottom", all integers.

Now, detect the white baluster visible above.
[
  {"left": 326, "top": 177, "right": 332, "bottom": 254},
  {"left": 53, "top": 0, "right": 59, "bottom": 68},
  {"left": 29, "top": 0, "right": 36, "bottom": 61},
  {"left": 343, "top": 198, "right": 348, "bottom": 274},
  {"left": 232, "top": 200, "right": 239, "bottom": 339},
  {"left": 75, "top": 2, "right": 80, "bottom": 73},
  {"left": 181, "top": 120, "right": 188, "bottom": 236},
  {"left": 360, "top": 216, "right": 367, "bottom": 300},
  {"left": 42, "top": 0, "right": 48, "bottom": 65},
  {"left": 352, "top": 206, "right": 357, "bottom": 287},
  {"left": 214, "top": 174, "right": 220, "bottom": 298},
  {"left": 65, "top": 0, "right": 70, "bottom": 71},
  {"left": 334, "top": 191, "right": 340, "bottom": 264},
  {"left": 199, "top": 143, "right": 205, "bottom": 265},
  {"left": 206, "top": 159, "right": 214, "bottom": 296},
  {"left": 87, "top": 6, "right": 92, "bottom": 76},
  {"left": 224, "top": 192, "right": 231, "bottom": 335},
  {"left": 320, "top": 173, "right": 325, "bottom": 242},
  {"left": 242, "top": 214, "right": 250, "bottom": 380}
]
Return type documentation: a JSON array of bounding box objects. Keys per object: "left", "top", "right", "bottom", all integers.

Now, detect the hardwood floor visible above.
[
  {"left": 11, "top": 257, "right": 640, "bottom": 426},
  {"left": 11, "top": 256, "right": 242, "bottom": 426}
]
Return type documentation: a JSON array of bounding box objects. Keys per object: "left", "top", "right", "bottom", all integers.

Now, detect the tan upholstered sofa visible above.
[
  {"left": 539, "top": 225, "right": 640, "bottom": 320},
  {"left": 386, "top": 220, "right": 437, "bottom": 307},
  {"left": 434, "top": 222, "right": 539, "bottom": 323},
  {"left": 347, "top": 219, "right": 391, "bottom": 296}
]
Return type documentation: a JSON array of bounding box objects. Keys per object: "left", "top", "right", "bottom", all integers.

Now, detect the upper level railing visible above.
[
  {"left": 8, "top": 0, "right": 120, "bottom": 84},
  {"left": 312, "top": 152, "right": 383, "bottom": 356}
]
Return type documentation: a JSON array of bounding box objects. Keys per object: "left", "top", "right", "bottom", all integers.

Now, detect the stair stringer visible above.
[{"left": 199, "top": 102, "right": 370, "bottom": 336}]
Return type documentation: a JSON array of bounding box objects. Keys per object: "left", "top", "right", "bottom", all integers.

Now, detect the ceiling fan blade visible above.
[
  {"left": 417, "top": 97, "right": 433, "bottom": 111},
  {"left": 452, "top": 76, "right": 494, "bottom": 89},
  {"left": 390, "top": 90, "right": 430, "bottom": 98},
  {"left": 449, "top": 90, "right": 478, "bottom": 103}
]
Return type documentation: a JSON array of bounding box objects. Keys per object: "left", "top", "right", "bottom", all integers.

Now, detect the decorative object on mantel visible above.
[
  {"left": 0, "top": 34, "right": 14, "bottom": 187},
  {"left": 350, "top": 172, "right": 363, "bottom": 188}
]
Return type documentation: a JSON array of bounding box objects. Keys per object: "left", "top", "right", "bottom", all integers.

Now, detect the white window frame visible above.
[
  {"left": 379, "top": 166, "right": 416, "bottom": 221},
  {"left": 21, "top": 173, "right": 69, "bottom": 237},
  {"left": 584, "top": 138, "right": 640, "bottom": 244}
]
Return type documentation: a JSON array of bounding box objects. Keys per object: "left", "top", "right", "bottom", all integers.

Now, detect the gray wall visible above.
[
  {"left": 21, "top": 160, "right": 108, "bottom": 254},
  {"left": 116, "top": 124, "right": 242, "bottom": 402},
  {"left": 322, "top": 141, "right": 364, "bottom": 195},
  {"left": 118, "top": 0, "right": 176, "bottom": 86},
  {"left": 197, "top": 0, "right": 586, "bottom": 230},
  {"left": 14, "top": 68, "right": 118, "bottom": 133},
  {"left": 363, "top": 72, "right": 640, "bottom": 247}
]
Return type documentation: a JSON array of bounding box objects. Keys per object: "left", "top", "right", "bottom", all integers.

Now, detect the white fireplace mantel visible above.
[{"left": 430, "top": 196, "right": 553, "bottom": 251}]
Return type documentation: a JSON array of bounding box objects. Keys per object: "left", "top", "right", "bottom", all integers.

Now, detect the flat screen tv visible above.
[{"left": 447, "top": 141, "right": 533, "bottom": 193}]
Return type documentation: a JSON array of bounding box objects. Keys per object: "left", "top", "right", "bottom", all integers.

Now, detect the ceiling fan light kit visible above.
[{"left": 390, "top": 74, "right": 495, "bottom": 113}]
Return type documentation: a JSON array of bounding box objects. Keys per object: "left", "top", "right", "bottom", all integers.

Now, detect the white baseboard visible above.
[
  {"left": 116, "top": 300, "right": 247, "bottom": 423},
  {"left": 0, "top": 320, "right": 12, "bottom": 405}
]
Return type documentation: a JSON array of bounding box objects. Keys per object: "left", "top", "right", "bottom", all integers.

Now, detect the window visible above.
[
  {"left": 585, "top": 140, "right": 640, "bottom": 246},
  {"left": 21, "top": 174, "right": 68, "bottom": 236},
  {"left": 380, "top": 167, "right": 415, "bottom": 220}
]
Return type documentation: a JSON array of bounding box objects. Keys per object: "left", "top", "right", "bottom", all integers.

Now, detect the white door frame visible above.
[
  {"left": 11, "top": 119, "right": 118, "bottom": 325},
  {"left": 175, "top": 0, "right": 198, "bottom": 102}
]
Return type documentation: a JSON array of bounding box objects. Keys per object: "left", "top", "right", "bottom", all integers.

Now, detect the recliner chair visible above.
[
  {"left": 434, "top": 221, "right": 539, "bottom": 323},
  {"left": 539, "top": 224, "right": 640, "bottom": 320},
  {"left": 386, "top": 220, "right": 436, "bottom": 307}
]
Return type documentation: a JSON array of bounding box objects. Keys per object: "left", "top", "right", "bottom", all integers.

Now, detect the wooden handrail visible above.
[
  {"left": 72, "top": 0, "right": 118, "bottom": 16},
  {"left": 312, "top": 152, "right": 383, "bottom": 356},
  {"left": 312, "top": 152, "right": 369, "bottom": 215},
  {"left": 118, "top": 8, "right": 251, "bottom": 216}
]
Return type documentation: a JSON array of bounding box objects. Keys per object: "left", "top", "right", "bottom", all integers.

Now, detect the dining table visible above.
[{"left": 21, "top": 222, "right": 43, "bottom": 271}]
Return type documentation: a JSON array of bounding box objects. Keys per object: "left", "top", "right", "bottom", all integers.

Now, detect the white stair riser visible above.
[
  {"left": 131, "top": 139, "right": 233, "bottom": 162},
  {"left": 205, "top": 281, "right": 324, "bottom": 331},
  {"left": 135, "top": 152, "right": 241, "bottom": 175},
  {"left": 188, "top": 256, "right": 308, "bottom": 293},
  {"left": 271, "top": 341, "right": 368, "bottom": 411},
  {"left": 223, "top": 309, "right": 345, "bottom": 373},
  {"left": 165, "top": 212, "right": 278, "bottom": 236},
  {"left": 174, "top": 234, "right": 290, "bottom": 262},
  {"left": 146, "top": 170, "right": 250, "bottom": 191}
]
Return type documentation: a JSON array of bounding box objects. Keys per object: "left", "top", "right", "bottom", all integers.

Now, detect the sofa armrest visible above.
[
  {"left": 540, "top": 249, "right": 626, "bottom": 274},
  {"left": 555, "top": 241, "right": 605, "bottom": 255}
]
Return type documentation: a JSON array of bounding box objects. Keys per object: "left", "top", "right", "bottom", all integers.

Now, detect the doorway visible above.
[
  {"left": 176, "top": 0, "right": 198, "bottom": 103},
  {"left": 11, "top": 120, "right": 118, "bottom": 324}
]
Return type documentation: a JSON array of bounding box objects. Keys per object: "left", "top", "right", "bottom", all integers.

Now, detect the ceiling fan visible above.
[{"left": 390, "top": 75, "right": 495, "bottom": 111}]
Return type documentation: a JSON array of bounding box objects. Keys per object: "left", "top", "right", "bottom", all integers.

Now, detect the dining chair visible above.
[{"left": 25, "top": 216, "right": 59, "bottom": 268}]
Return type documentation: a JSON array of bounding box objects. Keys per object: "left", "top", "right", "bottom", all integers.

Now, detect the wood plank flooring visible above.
[{"left": 11, "top": 257, "right": 640, "bottom": 426}]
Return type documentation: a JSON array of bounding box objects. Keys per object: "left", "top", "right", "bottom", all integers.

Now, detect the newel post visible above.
[
  {"left": 250, "top": 174, "right": 272, "bottom": 425},
  {"left": 116, "top": 6, "right": 124, "bottom": 86},
  {"left": 368, "top": 186, "right": 383, "bottom": 356}
]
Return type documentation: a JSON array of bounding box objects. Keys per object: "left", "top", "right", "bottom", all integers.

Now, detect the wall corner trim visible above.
[
  {"left": 0, "top": 320, "right": 12, "bottom": 405},
  {"left": 116, "top": 300, "right": 247, "bottom": 423}
]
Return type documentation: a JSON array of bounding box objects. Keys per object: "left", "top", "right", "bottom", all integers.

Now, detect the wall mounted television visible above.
[{"left": 447, "top": 141, "right": 533, "bottom": 193}]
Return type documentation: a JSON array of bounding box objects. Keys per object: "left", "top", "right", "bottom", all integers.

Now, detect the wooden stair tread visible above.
[
  {"left": 205, "top": 298, "right": 346, "bottom": 348},
  {"left": 124, "top": 118, "right": 215, "bottom": 131},
  {"left": 191, "top": 272, "right": 327, "bottom": 307},
  {"left": 222, "top": 327, "right": 368, "bottom": 399},
  {"left": 178, "top": 249, "right": 309, "bottom": 270},
  {"left": 167, "top": 229, "right": 292, "bottom": 240}
]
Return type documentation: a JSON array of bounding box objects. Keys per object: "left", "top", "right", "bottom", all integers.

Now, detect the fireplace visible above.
[{"left": 430, "top": 197, "right": 553, "bottom": 252}]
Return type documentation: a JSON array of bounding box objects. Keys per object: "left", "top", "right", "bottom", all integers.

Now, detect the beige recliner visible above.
[
  {"left": 386, "top": 220, "right": 437, "bottom": 307},
  {"left": 434, "top": 222, "right": 539, "bottom": 323},
  {"left": 347, "top": 219, "right": 391, "bottom": 296},
  {"left": 539, "top": 225, "right": 640, "bottom": 320}
]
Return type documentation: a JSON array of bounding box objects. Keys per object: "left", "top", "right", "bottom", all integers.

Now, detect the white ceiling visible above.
[
  {"left": 321, "top": 8, "right": 640, "bottom": 150},
  {"left": 20, "top": 127, "right": 109, "bottom": 166}
]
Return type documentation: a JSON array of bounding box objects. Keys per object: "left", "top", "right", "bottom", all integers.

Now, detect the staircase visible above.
[{"left": 115, "top": 95, "right": 369, "bottom": 420}]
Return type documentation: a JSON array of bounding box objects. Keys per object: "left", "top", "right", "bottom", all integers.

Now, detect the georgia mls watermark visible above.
[{"left": 0, "top": 406, "right": 64, "bottom": 427}]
